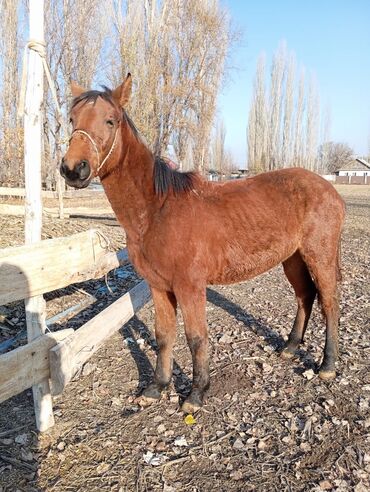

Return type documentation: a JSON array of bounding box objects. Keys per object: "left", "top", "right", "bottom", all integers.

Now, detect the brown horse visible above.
[{"left": 61, "top": 74, "right": 345, "bottom": 414}]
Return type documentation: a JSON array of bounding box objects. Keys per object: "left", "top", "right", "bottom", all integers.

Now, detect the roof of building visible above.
[{"left": 337, "top": 158, "right": 370, "bottom": 172}]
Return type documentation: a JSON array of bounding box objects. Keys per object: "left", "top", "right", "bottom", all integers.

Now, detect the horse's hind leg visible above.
[
  {"left": 318, "top": 293, "right": 339, "bottom": 380},
  {"left": 281, "top": 251, "right": 317, "bottom": 359},
  {"left": 306, "top": 264, "right": 340, "bottom": 380},
  {"left": 141, "top": 287, "right": 177, "bottom": 403},
  {"left": 304, "top": 251, "right": 339, "bottom": 380}
]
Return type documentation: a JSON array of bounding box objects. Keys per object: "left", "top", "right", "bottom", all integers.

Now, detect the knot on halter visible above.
[{"left": 70, "top": 127, "right": 119, "bottom": 176}]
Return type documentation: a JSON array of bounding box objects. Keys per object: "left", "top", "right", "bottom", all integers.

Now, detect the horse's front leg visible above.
[
  {"left": 175, "top": 286, "right": 209, "bottom": 413},
  {"left": 141, "top": 287, "right": 177, "bottom": 404}
]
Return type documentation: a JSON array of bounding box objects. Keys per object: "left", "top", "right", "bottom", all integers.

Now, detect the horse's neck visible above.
[{"left": 101, "top": 127, "right": 156, "bottom": 242}]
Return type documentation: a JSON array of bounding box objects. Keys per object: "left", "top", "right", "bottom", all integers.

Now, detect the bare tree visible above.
[
  {"left": 43, "top": 0, "right": 107, "bottom": 187},
  {"left": 318, "top": 103, "right": 331, "bottom": 172},
  {"left": 268, "top": 41, "right": 286, "bottom": 170},
  {"left": 224, "top": 149, "right": 238, "bottom": 174},
  {"left": 247, "top": 101, "right": 256, "bottom": 172},
  {"left": 181, "top": 136, "right": 195, "bottom": 172},
  {"left": 247, "top": 53, "right": 268, "bottom": 173},
  {"left": 305, "top": 74, "right": 320, "bottom": 171},
  {"left": 247, "top": 43, "right": 327, "bottom": 174},
  {"left": 211, "top": 118, "right": 226, "bottom": 174},
  {"left": 293, "top": 67, "right": 306, "bottom": 168},
  {"left": 318, "top": 141, "right": 353, "bottom": 173},
  {"left": 109, "top": 0, "right": 230, "bottom": 172},
  {"left": 190, "top": 0, "right": 229, "bottom": 171},
  {"left": 0, "top": 1, "right": 106, "bottom": 186},
  {"left": 281, "top": 52, "right": 295, "bottom": 167},
  {"left": 0, "top": 0, "right": 231, "bottom": 184},
  {"left": 0, "top": 0, "right": 22, "bottom": 185}
]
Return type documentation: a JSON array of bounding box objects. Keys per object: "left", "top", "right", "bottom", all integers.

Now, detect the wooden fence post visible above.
[{"left": 24, "top": 0, "right": 54, "bottom": 432}]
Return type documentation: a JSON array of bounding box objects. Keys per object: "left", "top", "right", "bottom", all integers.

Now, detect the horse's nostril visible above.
[
  {"left": 77, "top": 159, "right": 91, "bottom": 179},
  {"left": 60, "top": 160, "right": 68, "bottom": 176}
]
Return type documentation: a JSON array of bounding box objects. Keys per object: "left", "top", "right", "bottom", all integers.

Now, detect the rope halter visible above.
[{"left": 69, "top": 125, "right": 120, "bottom": 176}]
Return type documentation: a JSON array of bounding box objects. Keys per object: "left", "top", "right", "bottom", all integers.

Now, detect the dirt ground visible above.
[{"left": 0, "top": 184, "right": 369, "bottom": 492}]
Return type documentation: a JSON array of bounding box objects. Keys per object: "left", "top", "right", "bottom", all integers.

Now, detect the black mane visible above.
[
  {"left": 154, "top": 158, "right": 196, "bottom": 196},
  {"left": 72, "top": 87, "right": 197, "bottom": 196}
]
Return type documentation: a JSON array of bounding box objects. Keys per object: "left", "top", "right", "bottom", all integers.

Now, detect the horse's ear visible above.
[
  {"left": 112, "top": 73, "right": 132, "bottom": 108},
  {"left": 71, "top": 81, "right": 87, "bottom": 98}
]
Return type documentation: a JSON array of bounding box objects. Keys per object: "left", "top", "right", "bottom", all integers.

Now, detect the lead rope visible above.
[{"left": 70, "top": 126, "right": 119, "bottom": 176}]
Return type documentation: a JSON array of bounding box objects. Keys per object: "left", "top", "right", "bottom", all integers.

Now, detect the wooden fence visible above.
[
  {"left": 0, "top": 186, "right": 105, "bottom": 199},
  {"left": 0, "top": 229, "right": 151, "bottom": 431},
  {"left": 0, "top": 187, "right": 112, "bottom": 219},
  {"left": 0, "top": 203, "right": 114, "bottom": 219}
]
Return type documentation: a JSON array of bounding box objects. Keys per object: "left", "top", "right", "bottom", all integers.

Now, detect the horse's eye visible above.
[{"left": 106, "top": 120, "right": 114, "bottom": 127}]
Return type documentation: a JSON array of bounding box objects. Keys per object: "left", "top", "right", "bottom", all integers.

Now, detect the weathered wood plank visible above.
[
  {"left": 60, "top": 189, "right": 105, "bottom": 199},
  {"left": 0, "top": 203, "right": 114, "bottom": 218},
  {"left": 50, "top": 281, "right": 151, "bottom": 394},
  {"left": 0, "top": 187, "right": 105, "bottom": 199},
  {"left": 0, "top": 328, "right": 73, "bottom": 404},
  {"left": 44, "top": 207, "right": 114, "bottom": 218},
  {"left": 0, "top": 204, "right": 27, "bottom": 216},
  {"left": 0, "top": 187, "right": 27, "bottom": 197},
  {"left": 0, "top": 230, "right": 128, "bottom": 305}
]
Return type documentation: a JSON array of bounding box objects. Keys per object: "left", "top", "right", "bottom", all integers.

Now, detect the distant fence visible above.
[
  {"left": 335, "top": 175, "right": 370, "bottom": 185},
  {"left": 0, "top": 186, "right": 105, "bottom": 199},
  {"left": 0, "top": 203, "right": 114, "bottom": 219},
  {"left": 0, "top": 186, "right": 113, "bottom": 219},
  {"left": 0, "top": 229, "right": 151, "bottom": 431}
]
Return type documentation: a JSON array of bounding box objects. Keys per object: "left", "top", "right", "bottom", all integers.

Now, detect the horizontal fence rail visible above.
[
  {"left": 0, "top": 186, "right": 105, "bottom": 199},
  {"left": 0, "top": 329, "right": 73, "bottom": 403},
  {"left": 0, "top": 203, "right": 114, "bottom": 218},
  {"left": 0, "top": 229, "right": 128, "bottom": 305}
]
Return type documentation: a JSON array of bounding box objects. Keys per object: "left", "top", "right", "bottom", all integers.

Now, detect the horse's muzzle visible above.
[{"left": 60, "top": 158, "right": 91, "bottom": 188}]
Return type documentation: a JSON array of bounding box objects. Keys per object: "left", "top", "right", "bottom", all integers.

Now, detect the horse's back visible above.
[
  {"left": 204, "top": 167, "right": 343, "bottom": 207},
  {"left": 197, "top": 168, "right": 344, "bottom": 284},
  {"left": 200, "top": 167, "right": 345, "bottom": 238}
]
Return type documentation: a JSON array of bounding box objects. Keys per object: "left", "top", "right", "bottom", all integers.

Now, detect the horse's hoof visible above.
[
  {"left": 181, "top": 399, "right": 202, "bottom": 414},
  {"left": 136, "top": 395, "right": 158, "bottom": 408},
  {"left": 280, "top": 348, "right": 295, "bottom": 360},
  {"left": 319, "top": 369, "right": 336, "bottom": 381},
  {"left": 136, "top": 384, "right": 163, "bottom": 407},
  {"left": 181, "top": 391, "right": 204, "bottom": 414},
  {"left": 142, "top": 384, "right": 162, "bottom": 400}
]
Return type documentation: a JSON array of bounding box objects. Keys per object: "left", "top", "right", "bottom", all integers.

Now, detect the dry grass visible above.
[{"left": 334, "top": 184, "right": 370, "bottom": 199}]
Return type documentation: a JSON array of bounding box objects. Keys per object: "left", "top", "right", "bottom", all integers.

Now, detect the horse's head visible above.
[{"left": 60, "top": 74, "right": 132, "bottom": 188}]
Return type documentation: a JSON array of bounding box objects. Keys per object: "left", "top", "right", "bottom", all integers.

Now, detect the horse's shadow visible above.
[
  {"left": 119, "top": 288, "right": 317, "bottom": 401},
  {"left": 119, "top": 315, "right": 191, "bottom": 400},
  {"left": 207, "top": 287, "right": 285, "bottom": 349},
  {"left": 207, "top": 287, "right": 317, "bottom": 372}
]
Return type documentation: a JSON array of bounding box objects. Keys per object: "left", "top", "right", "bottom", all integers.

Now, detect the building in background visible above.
[{"left": 335, "top": 158, "right": 370, "bottom": 184}]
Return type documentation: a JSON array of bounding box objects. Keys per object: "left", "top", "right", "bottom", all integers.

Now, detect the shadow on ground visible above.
[{"left": 207, "top": 287, "right": 318, "bottom": 372}]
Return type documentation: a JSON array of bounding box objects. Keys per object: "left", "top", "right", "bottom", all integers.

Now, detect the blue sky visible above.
[{"left": 219, "top": 0, "right": 370, "bottom": 168}]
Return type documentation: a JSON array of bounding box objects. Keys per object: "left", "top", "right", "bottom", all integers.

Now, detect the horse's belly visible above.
[{"left": 207, "top": 242, "right": 295, "bottom": 285}]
